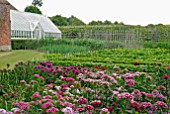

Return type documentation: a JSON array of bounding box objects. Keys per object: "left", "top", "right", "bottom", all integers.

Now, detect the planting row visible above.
[
  {"left": 0, "top": 61, "right": 169, "bottom": 114},
  {"left": 44, "top": 48, "right": 170, "bottom": 70}
]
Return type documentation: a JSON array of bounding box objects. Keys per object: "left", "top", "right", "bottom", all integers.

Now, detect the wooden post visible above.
[{"left": 0, "top": 0, "right": 11, "bottom": 50}]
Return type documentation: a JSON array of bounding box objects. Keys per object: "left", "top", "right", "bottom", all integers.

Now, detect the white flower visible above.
[
  {"left": 76, "top": 89, "right": 80, "bottom": 94},
  {"left": 55, "top": 86, "right": 61, "bottom": 90}
]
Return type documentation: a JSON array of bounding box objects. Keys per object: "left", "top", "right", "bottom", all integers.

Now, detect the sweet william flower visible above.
[
  {"left": 14, "top": 102, "right": 30, "bottom": 110},
  {"left": 78, "top": 97, "right": 88, "bottom": 105},
  {"left": 134, "top": 62, "right": 139, "bottom": 66},
  {"left": 140, "top": 102, "right": 152, "bottom": 109},
  {"left": 125, "top": 79, "right": 135, "bottom": 87},
  {"left": 12, "top": 108, "right": 20, "bottom": 114},
  {"left": 46, "top": 107, "right": 58, "bottom": 114},
  {"left": 77, "top": 107, "right": 84, "bottom": 112},
  {"left": 107, "top": 107, "right": 113, "bottom": 112},
  {"left": 31, "top": 92, "right": 42, "bottom": 99},
  {"left": 0, "top": 109, "right": 6, "bottom": 114},
  {"left": 155, "top": 101, "right": 168, "bottom": 109},
  {"left": 100, "top": 108, "right": 110, "bottom": 114},
  {"left": 41, "top": 101, "right": 54, "bottom": 109},
  {"left": 90, "top": 100, "right": 102, "bottom": 106},
  {"left": 85, "top": 105, "right": 94, "bottom": 111},
  {"left": 62, "top": 107, "right": 75, "bottom": 114},
  {"left": 163, "top": 75, "right": 170, "bottom": 79},
  {"left": 20, "top": 80, "right": 26, "bottom": 83}
]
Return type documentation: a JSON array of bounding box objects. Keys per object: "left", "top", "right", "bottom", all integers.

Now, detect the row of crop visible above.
[{"left": 44, "top": 49, "right": 170, "bottom": 70}]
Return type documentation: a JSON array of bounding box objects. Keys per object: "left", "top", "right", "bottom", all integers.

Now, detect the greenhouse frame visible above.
[{"left": 10, "top": 10, "right": 61, "bottom": 39}]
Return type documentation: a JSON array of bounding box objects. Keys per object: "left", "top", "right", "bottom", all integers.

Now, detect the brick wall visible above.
[{"left": 0, "top": 0, "right": 11, "bottom": 50}]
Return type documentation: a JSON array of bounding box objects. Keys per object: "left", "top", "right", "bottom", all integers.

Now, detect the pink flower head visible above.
[
  {"left": 163, "top": 74, "right": 170, "bottom": 79},
  {"left": 12, "top": 108, "right": 20, "bottom": 114},
  {"left": 46, "top": 107, "right": 58, "bottom": 114},
  {"left": 77, "top": 107, "right": 85, "bottom": 112},
  {"left": 33, "top": 74, "right": 40, "bottom": 78},
  {"left": 46, "top": 84, "right": 53, "bottom": 90},
  {"left": 125, "top": 79, "right": 135, "bottom": 87},
  {"left": 25, "top": 83, "right": 30, "bottom": 87},
  {"left": 14, "top": 102, "right": 31, "bottom": 110},
  {"left": 130, "top": 101, "right": 140, "bottom": 109},
  {"left": 85, "top": 105, "right": 94, "bottom": 111},
  {"left": 33, "top": 74, "right": 44, "bottom": 80},
  {"left": 43, "top": 95, "right": 52, "bottom": 99},
  {"left": 0, "top": 109, "right": 6, "bottom": 114},
  {"left": 90, "top": 100, "right": 102, "bottom": 106},
  {"left": 77, "top": 97, "right": 88, "bottom": 105},
  {"left": 20, "top": 80, "right": 26, "bottom": 83},
  {"left": 62, "top": 77, "right": 75, "bottom": 83},
  {"left": 140, "top": 102, "right": 152, "bottom": 109},
  {"left": 100, "top": 108, "right": 110, "bottom": 114},
  {"left": 34, "top": 100, "right": 42, "bottom": 105},
  {"left": 133, "top": 89, "right": 141, "bottom": 100},
  {"left": 31, "top": 92, "right": 42, "bottom": 99},
  {"left": 64, "top": 102, "right": 75, "bottom": 108},
  {"left": 155, "top": 101, "right": 168, "bottom": 109},
  {"left": 41, "top": 101, "right": 54, "bottom": 109},
  {"left": 62, "top": 107, "right": 74, "bottom": 114}
]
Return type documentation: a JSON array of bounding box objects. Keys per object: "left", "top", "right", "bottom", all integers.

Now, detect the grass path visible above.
[{"left": 0, "top": 50, "right": 44, "bottom": 69}]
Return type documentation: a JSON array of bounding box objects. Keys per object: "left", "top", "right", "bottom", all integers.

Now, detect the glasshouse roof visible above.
[{"left": 10, "top": 10, "right": 61, "bottom": 33}]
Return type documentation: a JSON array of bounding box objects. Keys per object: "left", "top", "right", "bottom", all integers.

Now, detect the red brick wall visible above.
[{"left": 0, "top": 0, "right": 11, "bottom": 50}]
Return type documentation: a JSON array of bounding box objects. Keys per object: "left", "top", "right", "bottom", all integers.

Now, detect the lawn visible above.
[{"left": 0, "top": 50, "right": 44, "bottom": 69}]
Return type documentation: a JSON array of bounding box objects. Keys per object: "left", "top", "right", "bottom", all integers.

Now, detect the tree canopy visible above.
[
  {"left": 24, "top": 5, "right": 42, "bottom": 14},
  {"left": 88, "top": 20, "right": 124, "bottom": 26},
  {"left": 49, "top": 15, "right": 85, "bottom": 26},
  {"left": 32, "top": 0, "right": 43, "bottom": 7},
  {"left": 49, "top": 15, "right": 69, "bottom": 26}
]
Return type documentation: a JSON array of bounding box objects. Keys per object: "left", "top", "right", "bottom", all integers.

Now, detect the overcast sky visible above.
[{"left": 8, "top": 0, "right": 170, "bottom": 25}]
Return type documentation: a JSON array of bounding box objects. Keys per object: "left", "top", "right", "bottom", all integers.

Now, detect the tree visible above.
[
  {"left": 49, "top": 15, "right": 69, "bottom": 26},
  {"left": 24, "top": 5, "right": 42, "bottom": 14},
  {"left": 32, "top": 0, "right": 43, "bottom": 7},
  {"left": 67, "top": 15, "right": 86, "bottom": 26},
  {"left": 113, "top": 21, "right": 119, "bottom": 25},
  {"left": 103, "top": 20, "right": 112, "bottom": 25},
  {"left": 88, "top": 20, "right": 103, "bottom": 25},
  {"left": 49, "top": 15, "right": 86, "bottom": 26}
]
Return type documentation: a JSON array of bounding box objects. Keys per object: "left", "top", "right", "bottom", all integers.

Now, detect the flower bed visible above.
[{"left": 0, "top": 62, "right": 169, "bottom": 114}]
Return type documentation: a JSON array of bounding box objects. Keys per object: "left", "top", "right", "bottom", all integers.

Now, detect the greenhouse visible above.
[{"left": 10, "top": 10, "right": 61, "bottom": 39}]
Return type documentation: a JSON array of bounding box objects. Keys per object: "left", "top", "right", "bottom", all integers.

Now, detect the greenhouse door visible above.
[
  {"left": 34, "top": 24, "right": 42, "bottom": 39},
  {"left": 35, "top": 29, "right": 42, "bottom": 39}
]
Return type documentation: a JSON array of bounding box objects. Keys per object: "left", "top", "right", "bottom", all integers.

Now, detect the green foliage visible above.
[
  {"left": 45, "top": 48, "right": 170, "bottom": 71},
  {"left": 103, "top": 20, "right": 112, "bottom": 25},
  {"left": 88, "top": 20, "right": 124, "bottom": 25},
  {"left": 32, "top": 0, "right": 43, "bottom": 7},
  {"left": 49, "top": 15, "right": 69, "bottom": 26},
  {"left": 49, "top": 15, "right": 85, "bottom": 26},
  {"left": 143, "top": 42, "right": 170, "bottom": 49},
  {"left": 11, "top": 39, "right": 40, "bottom": 50},
  {"left": 88, "top": 20, "right": 103, "bottom": 25},
  {"left": 24, "top": 5, "right": 42, "bottom": 14},
  {"left": 39, "top": 44, "right": 90, "bottom": 54},
  {"left": 11, "top": 38, "right": 124, "bottom": 54},
  {"left": 67, "top": 15, "right": 86, "bottom": 26}
]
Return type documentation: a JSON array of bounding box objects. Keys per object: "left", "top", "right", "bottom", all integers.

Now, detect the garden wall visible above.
[{"left": 0, "top": 0, "right": 11, "bottom": 50}]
